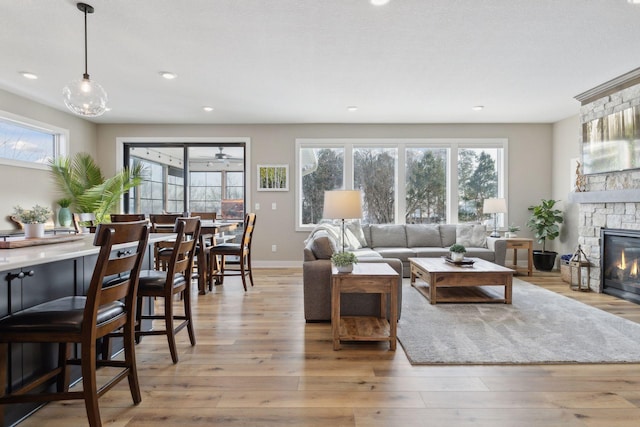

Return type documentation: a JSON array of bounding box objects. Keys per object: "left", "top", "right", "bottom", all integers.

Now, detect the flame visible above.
[
  {"left": 632, "top": 259, "right": 638, "bottom": 278},
  {"left": 620, "top": 251, "right": 627, "bottom": 270}
]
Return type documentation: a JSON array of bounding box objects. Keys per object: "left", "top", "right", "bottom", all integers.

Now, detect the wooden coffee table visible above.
[{"left": 409, "top": 257, "right": 514, "bottom": 304}]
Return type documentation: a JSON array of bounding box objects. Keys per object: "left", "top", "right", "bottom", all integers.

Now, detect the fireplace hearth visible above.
[{"left": 601, "top": 228, "right": 640, "bottom": 304}]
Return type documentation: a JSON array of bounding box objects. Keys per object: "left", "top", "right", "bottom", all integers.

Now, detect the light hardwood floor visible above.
[{"left": 18, "top": 269, "right": 640, "bottom": 427}]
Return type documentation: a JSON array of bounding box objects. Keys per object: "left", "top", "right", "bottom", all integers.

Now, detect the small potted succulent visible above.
[
  {"left": 449, "top": 243, "right": 467, "bottom": 262},
  {"left": 57, "top": 198, "right": 73, "bottom": 227},
  {"left": 506, "top": 224, "right": 520, "bottom": 238},
  {"left": 331, "top": 251, "right": 359, "bottom": 273},
  {"left": 13, "top": 204, "right": 53, "bottom": 238}
]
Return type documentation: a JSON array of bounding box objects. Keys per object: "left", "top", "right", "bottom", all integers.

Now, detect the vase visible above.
[
  {"left": 450, "top": 252, "right": 465, "bottom": 262},
  {"left": 24, "top": 223, "right": 45, "bottom": 239},
  {"left": 58, "top": 207, "right": 72, "bottom": 227},
  {"left": 336, "top": 264, "right": 353, "bottom": 273}
]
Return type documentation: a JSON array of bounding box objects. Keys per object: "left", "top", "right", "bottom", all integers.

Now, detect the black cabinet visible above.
[{"left": 2, "top": 259, "right": 77, "bottom": 427}]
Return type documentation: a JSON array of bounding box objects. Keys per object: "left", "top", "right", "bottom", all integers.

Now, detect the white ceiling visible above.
[{"left": 1, "top": 0, "right": 640, "bottom": 125}]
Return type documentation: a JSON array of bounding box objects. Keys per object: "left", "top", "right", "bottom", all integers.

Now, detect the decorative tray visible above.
[
  {"left": 443, "top": 256, "right": 475, "bottom": 266},
  {"left": 0, "top": 234, "right": 84, "bottom": 249}
]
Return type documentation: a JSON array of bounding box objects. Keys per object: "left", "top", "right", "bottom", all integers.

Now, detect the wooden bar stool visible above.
[
  {"left": 0, "top": 220, "right": 150, "bottom": 427},
  {"left": 135, "top": 217, "right": 200, "bottom": 363},
  {"left": 208, "top": 213, "right": 256, "bottom": 291}
]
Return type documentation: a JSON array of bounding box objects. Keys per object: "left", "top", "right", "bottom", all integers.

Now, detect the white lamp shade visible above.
[
  {"left": 483, "top": 198, "right": 507, "bottom": 214},
  {"left": 323, "top": 190, "right": 363, "bottom": 219}
]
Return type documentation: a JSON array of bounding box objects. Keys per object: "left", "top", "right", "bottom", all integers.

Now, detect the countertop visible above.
[{"left": 0, "top": 233, "right": 175, "bottom": 271}]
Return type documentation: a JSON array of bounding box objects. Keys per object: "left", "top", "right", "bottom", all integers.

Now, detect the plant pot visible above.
[
  {"left": 533, "top": 250, "right": 558, "bottom": 271},
  {"left": 23, "top": 223, "right": 45, "bottom": 239},
  {"left": 450, "top": 252, "right": 465, "bottom": 262},
  {"left": 336, "top": 264, "right": 353, "bottom": 273},
  {"left": 58, "top": 207, "right": 72, "bottom": 227}
]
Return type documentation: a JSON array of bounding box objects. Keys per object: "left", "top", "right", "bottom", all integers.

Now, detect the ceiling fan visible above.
[{"left": 214, "top": 147, "right": 242, "bottom": 162}]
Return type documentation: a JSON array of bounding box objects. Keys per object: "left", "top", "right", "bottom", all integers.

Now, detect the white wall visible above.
[
  {"left": 551, "top": 114, "right": 581, "bottom": 257},
  {"left": 0, "top": 88, "right": 97, "bottom": 228},
  {"left": 97, "top": 123, "right": 554, "bottom": 266}
]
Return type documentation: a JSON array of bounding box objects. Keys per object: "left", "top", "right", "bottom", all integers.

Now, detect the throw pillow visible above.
[
  {"left": 345, "top": 220, "right": 368, "bottom": 248},
  {"left": 456, "top": 224, "right": 487, "bottom": 248}
]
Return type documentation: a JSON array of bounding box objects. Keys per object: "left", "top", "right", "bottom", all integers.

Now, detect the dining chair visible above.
[
  {"left": 135, "top": 217, "right": 201, "bottom": 363},
  {"left": 149, "top": 214, "right": 182, "bottom": 270},
  {"left": 73, "top": 212, "right": 98, "bottom": 234},
  {"left": 208, "top": 213, "right": 257, "bottom": 291},
  {"left": 187, "top": 211, "right": 218, "bottom": 291},
  {"left": 0, "top": 220, "right": 150, "bottom": 427},
  {"left": 110, "top": 213, "right": 147, "bottom": 222}
]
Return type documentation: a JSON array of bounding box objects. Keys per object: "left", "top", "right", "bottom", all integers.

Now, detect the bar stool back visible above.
[{"left": 0, "top": 220, "right": 150, "bottom": 427}]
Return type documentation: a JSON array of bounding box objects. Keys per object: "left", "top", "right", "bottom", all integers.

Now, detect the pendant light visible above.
[{"left": 62, "top": 2, "right": 108, "bottom": 117}]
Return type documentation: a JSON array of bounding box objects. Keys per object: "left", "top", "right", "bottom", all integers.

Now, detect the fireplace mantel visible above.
[{"left": 568, "top": 189, "right": 640, "bottom": 204}]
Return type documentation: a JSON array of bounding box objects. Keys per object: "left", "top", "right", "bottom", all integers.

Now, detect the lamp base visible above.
[{"left": 489, "top": 231, "right": 501, "bottom": 238}]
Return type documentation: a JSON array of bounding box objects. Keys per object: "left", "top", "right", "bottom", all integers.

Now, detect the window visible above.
[
  {"left": 296, "top": 139, "right": 507, "bottom": 230},
  {"left": 0, "top": 111, "right": 67, "bottom": 169}
]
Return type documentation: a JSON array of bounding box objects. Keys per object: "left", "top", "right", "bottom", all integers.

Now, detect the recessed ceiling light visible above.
[
  {"left": 159, "top": 71, "right": 177, "bottom": 80},
  {"left": 347, "top": 106, "right": 358, "bottom": 112},
  {"left": 472, "top": 105, "right": 485, "bottom": 111},
  {"left": 105, "top": 107, "right": 112, "bottom": 112},
  {"left": 371, "top": 0, "right": 391, "bottom": 5},
  {"left": 628, "top": 0, "right": 640, "bottom": 4},
  {"left": 203, "top": 106, "right": 214, "bottom": 112},
  {"left": 19, "top": 71, "right": 38, "bottom": 80}
]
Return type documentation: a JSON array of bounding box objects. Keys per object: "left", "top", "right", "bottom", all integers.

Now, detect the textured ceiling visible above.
[{"left": 1, "top": 0, "right": 640, "bottom": 124}]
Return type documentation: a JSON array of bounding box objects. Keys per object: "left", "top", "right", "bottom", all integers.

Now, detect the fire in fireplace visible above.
[{"left": 601, "top": 228, "right": 640, "bottom": 304}]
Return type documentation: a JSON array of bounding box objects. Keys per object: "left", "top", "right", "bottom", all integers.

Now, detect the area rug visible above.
[{"left": 397, "top": 278, "right": 640, "bottom": 365}]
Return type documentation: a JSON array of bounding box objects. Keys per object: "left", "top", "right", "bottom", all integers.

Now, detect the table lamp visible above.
[
  {"left": 323, "top": 190, "right": 363, "bottom": 252},
  {"left": 483, "top": 198, "right": 506, "bottom": 238}
]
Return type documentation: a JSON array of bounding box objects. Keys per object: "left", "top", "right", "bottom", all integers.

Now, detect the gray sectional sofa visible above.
[{"left": 302, "top": 223, "right": 507, "bottom": 322}]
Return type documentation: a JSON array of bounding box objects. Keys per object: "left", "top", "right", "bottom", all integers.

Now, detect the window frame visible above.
[
  {"left": 0, "top": 109, "right": 68, "bottom": 170},
  {"left": 295, "top": 138, "right": 508, "bottom": 231}
]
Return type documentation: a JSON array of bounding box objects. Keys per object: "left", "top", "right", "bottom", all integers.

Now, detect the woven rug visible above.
[{"left": 397, "top": 278, "right": 640, "bottom": 365}]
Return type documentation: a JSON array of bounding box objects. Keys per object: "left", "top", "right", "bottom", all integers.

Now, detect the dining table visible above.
[{"left": 154, "top": 220, "right": 240, "bottom": 294}]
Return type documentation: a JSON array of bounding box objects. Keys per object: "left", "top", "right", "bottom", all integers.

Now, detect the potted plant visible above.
[
  {"left": 526, "top": 199, "right": 564, "bottom": 271},
  {"left": 505, "top": 224, "right": 520, "bottom": 238},
  {"left": 449, "top": 243, "right": 467, "bottom": 262},
  {"left": 331, "top": 251, "right": 359, "bottom": 273},
  {"left": 13, "top": 204, "right": 52, "bottom": 238},
  {"left": 57, "top": 198, "right": 73, "bottom": 227},
  {"left": 49, "top": 153, "right": 144, "bottom": 224}
]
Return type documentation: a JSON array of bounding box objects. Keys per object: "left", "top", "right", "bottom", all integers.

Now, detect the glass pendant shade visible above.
[
  {"left": 63, "top": 75, "right": 107, "bottom": 117},
  {"left": 63, "top": 3, "right": 107, "bottom": 117}
]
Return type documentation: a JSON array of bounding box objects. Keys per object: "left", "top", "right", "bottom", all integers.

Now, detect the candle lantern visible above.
[{"left": 569, "top": 245, "right": 591, "bottom": 292}]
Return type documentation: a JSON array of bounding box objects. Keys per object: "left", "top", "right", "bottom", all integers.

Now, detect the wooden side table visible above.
[
  {"left": 504, "top": 238, "right": 533, "bottom": 276},
  {"left": 331, "top": 263, "right": 399, "bottom": 350}
]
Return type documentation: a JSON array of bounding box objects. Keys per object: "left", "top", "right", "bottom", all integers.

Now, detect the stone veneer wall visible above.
[{"left": 577, "top": 82, "right": 640, "bottom": 292}]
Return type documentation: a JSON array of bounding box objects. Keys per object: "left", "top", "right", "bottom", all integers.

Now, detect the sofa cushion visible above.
[
  {"left": 456, "top": 224, "right": 487, "bottom": 248},
  {"left": 406, "top": 224, "right": 441, "bottom": 247},
  {"left": 353, "top": 248, "right": 383, "bottom": 259},
  {"left": 373, "top": 247, "right": 416, "bottom": 262},
  {"left": 464, "top": 247, "right": 495, "bottom": 261},
  {"left": 413, "top": 247, "right": 450, "bottom": 258},
  {"left": 370, "top": 225, "right": 407, "bottom": 247},
  {"left": 439, "top": 224, "right": 457, "bottom": 247}
]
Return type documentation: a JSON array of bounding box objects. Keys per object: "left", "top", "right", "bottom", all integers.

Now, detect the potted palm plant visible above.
[
  {"left": 49, "top": 153, "right": 144, "bottom": 224},
  {"left": 526, "top": 199, "right": 564, "bottom": 271}
]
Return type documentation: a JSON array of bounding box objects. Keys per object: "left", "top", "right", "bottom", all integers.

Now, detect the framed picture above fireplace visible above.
[{"left": 582, "top": 105, "right": 640, "bottom": 175}]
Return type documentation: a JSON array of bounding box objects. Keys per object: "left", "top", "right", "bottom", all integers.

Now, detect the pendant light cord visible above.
[{"left": 83, "top": 5, "right": 89, "bottom": 79}]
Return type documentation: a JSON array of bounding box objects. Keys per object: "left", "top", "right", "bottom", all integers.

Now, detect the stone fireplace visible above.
[{"left": 570, "top": 68, "right": 640, "bottom": 295}]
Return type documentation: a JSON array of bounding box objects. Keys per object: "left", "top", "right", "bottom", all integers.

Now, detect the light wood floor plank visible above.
[{"left": 14, "top": 268, "right": 640, "bottom": 426}]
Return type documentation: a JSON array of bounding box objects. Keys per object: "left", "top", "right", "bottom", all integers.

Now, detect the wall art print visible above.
[
  {"left": 257, "top": 164, "right": 289, "bottom": 191},
  {"left": 582, "top": 105, "right": 640, "bottom": 175}
]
